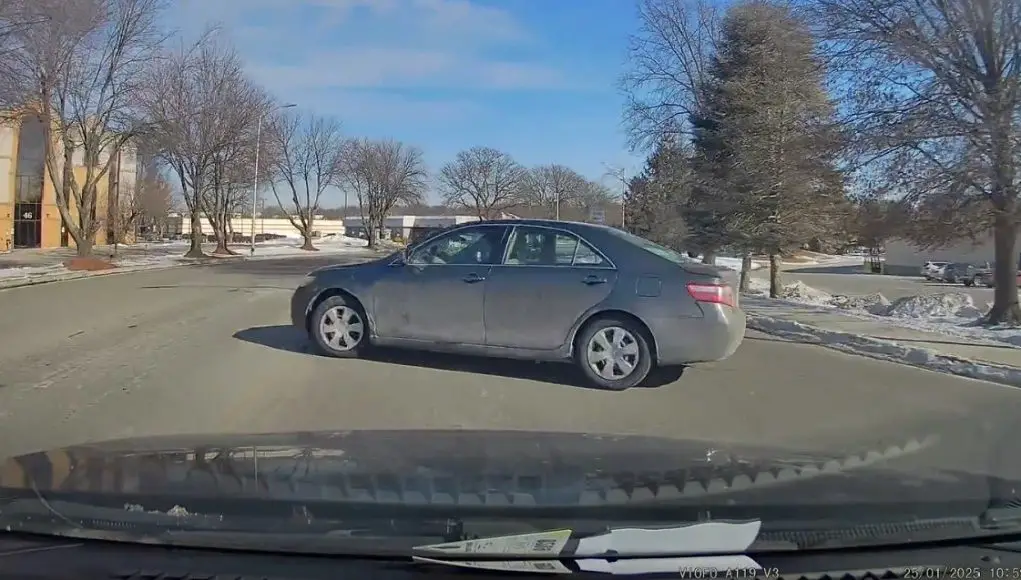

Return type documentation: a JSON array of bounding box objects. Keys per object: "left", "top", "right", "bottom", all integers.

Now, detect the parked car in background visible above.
[
  {"left": 960, "top": 262, "right": 992, "bottom": 287},
  {"left": 291, "top": 219, "right": 746, "bottom": 391},
  {"left": 922, "top": 261, "right": 948, "bottom": 280},
  {"left": 939, "top": 263, "right": 974, "bottom": 284},
  {"left": 974, "top": 268, "right": 1021, "bottom": 289}
]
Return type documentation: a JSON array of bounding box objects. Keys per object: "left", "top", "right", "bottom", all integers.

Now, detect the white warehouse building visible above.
[
  {"left": 883, "top": 233, "right": 1021, "bottom": 276},
  {"left": 174, "top": 213, "right": 486, "bottom": 242},
  {"left": 342, "top": 215, "right": 483, "bottom": 241}
]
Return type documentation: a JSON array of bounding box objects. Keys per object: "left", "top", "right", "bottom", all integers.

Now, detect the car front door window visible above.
[{"left": 409, "top": 227, "right": 502, "bottom": 266}]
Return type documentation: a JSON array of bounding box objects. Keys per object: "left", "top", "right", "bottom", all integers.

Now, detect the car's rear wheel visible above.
[
  {"left": 574, "top": 317, "right": 653, "bottom": 391},
  {"left": 964, "top": 278, "right": 974, "bottom": 287},
  {"left": 309, "top": 295, "right": 369, "bottom": 358}
]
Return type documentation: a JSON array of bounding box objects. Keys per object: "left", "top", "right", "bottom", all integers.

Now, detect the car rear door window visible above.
[
  {"left": 504, "top": 226, "right": 604, "bottom": 267},
  {"left": 573, "top": 241, "right": 606, "bottom": 266}
]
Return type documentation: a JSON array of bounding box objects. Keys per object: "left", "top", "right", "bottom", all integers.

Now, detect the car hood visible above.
[{"left": 0, "top": 430, "right": 1001, "bottom": 511}]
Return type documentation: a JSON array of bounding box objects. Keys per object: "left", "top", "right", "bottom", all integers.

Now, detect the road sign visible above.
[{"left": 589, "top": 208, "right": 605, "bottom": 224}]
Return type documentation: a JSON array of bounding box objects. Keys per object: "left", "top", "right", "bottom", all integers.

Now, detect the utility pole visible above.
[{"left": 250, "top": 103, "right": 297, "bottom": 255}]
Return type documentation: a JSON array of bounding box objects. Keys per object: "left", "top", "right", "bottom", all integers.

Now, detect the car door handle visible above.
[
  {"left": 582, "top": 275, "right": 607, "bottom": 285},
  {"left": 463, "top": 273, "right": 486, "bottom": 283}
]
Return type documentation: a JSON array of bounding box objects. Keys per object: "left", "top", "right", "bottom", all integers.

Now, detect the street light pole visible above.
[
  {"left": 601, "top": 163, "right": 628, "bottom": 230},
  {"left": 250, "top": 102, "right": 297, "bottom": 255}
]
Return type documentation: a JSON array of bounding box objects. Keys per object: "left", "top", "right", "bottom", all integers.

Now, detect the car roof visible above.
[{"left": 465, "top": 218, "right": 613, "bottom": 235}]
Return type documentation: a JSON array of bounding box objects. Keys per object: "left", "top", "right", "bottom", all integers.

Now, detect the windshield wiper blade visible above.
[
  {"left": 412, "top": 520, "right": 762, "bottom": 561},
  {"left": 413, "top": 555, "right": 771, "bottom": 576},
  {"left": 411, "top": 521, "right": 765, "bottom": 576}
]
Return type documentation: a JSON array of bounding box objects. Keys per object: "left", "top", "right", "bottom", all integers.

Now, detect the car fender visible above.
[{"left": 304, "top": 282, "right": 376, "bottom": 336}]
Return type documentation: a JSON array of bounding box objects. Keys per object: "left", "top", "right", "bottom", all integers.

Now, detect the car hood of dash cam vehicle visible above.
[{"left": 0, "top": 429, "right": 997, "bottom": 511}]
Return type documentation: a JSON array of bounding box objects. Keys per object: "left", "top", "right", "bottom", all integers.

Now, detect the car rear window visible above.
[{"left": 605, "top": 228, "right": 695, "bottom": 266}]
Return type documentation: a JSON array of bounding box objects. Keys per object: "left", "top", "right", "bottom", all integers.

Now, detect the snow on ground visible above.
[
  {"left": 713, "top": 256, "right": 761, "bottom": 271},
  {"left": 0, "top": 235, "right": 374, "bottom": 284},
  {"left": 745, "top": 275, "right": 1021, "bottom": 349},
  {"left": 248, "top": 234, "right": 370, "bottom": 256},
  {"left": 696, "top": 251, "right": 863, "bottom": 272},
  {"left": 747, "top": 311, "right": 1021, "bottom": 389},
  {"left": 743, "top": 273, "right": 1021, "bottom": 387}
]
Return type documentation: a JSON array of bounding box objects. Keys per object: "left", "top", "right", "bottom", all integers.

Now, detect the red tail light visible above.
[{"left": 686, "top": 282, "right": 736, "bottom": 307}]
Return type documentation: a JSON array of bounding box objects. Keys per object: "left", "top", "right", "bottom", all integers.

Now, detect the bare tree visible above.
[
  {"left": 439, "top": 146, "right": 526, "bottom": 219},
  {"left": 339, "top": 138, "right": 427, "bottom": 248},
  {"left": 139, "top": 29, "right": 269, "bottom": 257},
  {"left": 621, "top": 0, "right": 723, "bottom": 149},
  {"left": 265, "top": 111, "right": 345, "bottom": 250},
  {"left": 575, "top": 179, "right": 617, "bottom": 216},
  {"left": 813, "top": 0, "right": 1021, "bottom": 323},
  {"left": 0, "top": 0, "right": 167, "bottom": 257},
  {"left": 132, "top": 171, "right": 173, "bottom": 238},
  {"left": 202, "top": 90, "right": 266, "bottom": 256},
  {"left": 519, "top": 164, "right": 588, "bottom": 219}
]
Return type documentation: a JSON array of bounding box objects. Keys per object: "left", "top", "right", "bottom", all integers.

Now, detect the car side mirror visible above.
[{"left": 394, "top": 247, "right": 410, "bottom": 266}]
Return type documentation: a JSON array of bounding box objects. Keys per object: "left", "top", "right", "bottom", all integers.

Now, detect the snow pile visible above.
[
  {"left": 745, "top": 278, "right": 833, "bottom": 305},
  {"left": 715, "top": 256, "right": 763, "bottom": 272},
  {"left": 781, "top": 280, "right": 833, "bottom": 305},
  {"left": 886, "top": 292, "right": 985, "bottom": 319},
  {"left": 746, "top": 312, "right": 1021, "bottom": 389},
  {"left": 830, "top": 292, "right": 892, "bottom": 315},
  {"left": 250, "top": 235, "right": 369, "bottom": 257}
]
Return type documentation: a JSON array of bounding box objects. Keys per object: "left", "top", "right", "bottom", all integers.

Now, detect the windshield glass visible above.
[{"left": 2, "top": 0, "right": 1019, "bottom": 561}]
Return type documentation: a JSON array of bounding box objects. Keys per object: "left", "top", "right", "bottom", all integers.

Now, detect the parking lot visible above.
[
  {"left": 761, "top": 262, "right": 995, "bottom": 304},
  {"left": 0, "top": 255, "right": 1018, "bottom": 479}
]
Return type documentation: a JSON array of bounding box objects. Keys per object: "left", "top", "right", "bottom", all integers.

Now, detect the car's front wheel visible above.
[
  {"left": 574, "top": 317, "right": 653, "bottom": 391},
  {"left": 309, "top": 295, "right": 369, "bottom": 358}
]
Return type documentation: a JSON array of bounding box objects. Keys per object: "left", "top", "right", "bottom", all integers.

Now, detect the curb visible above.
[
  {"left": 0, "top": 247, "right": 386, "bottom": 291},
  {"left": 746, "top": 313, "right": 1021, "bottom": 389}
]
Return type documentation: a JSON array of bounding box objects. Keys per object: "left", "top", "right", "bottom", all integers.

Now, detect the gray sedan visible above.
[{"left": 290, "top": 219, "right": 746, "bottom": 390}]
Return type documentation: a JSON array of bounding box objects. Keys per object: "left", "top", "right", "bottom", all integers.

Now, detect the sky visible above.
[{"left": 167, "top": 0, "right": 646, "bottom": 207}]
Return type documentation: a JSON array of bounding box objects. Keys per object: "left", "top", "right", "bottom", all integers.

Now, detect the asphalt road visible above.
[
  {"left": 1, "top": 254, "right": 1020, "bottom": 481},
  {"left": 762, "top": 262, "right": 994, "bottom": 304}
]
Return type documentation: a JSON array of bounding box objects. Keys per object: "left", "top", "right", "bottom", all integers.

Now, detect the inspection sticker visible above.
[{"left": 414, "top": 529, "right": 574, "bottom": 557}]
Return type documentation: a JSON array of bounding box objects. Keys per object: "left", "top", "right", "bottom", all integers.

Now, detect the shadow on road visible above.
[
  {"left": 783, "top": 264, "right": 869, "bottom": 275},
  {"left": 233, "top": 324, "right": 617, "bottom": 390}
]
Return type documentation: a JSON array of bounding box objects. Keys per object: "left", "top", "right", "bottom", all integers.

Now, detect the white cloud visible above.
[
  {"left": 245, "top": 48, "right": 567, "bottom": 92},
  {"left": 294, "top": 90, "right": 486, "bottom": 126},
  {"left": 163, "top": 0, "right": 580, "bottom": 124},
  {"left": 170, "top": 0, "right": 556, "bottom": 91}
]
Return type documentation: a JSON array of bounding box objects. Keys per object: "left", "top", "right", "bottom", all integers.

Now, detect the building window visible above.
[{"left": 15, "top": 115, "right": 46, "bottom": 203}]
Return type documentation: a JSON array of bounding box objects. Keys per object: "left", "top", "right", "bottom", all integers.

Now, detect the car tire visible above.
[
  {"left": 964, "top": 279, "right": 974, "bottom": 287},
  {"left": 309, "top": 295, "right": 370, "bottom": 358},
  {"left": 574, "top": 316, "right": 653, "bottom": 391}
]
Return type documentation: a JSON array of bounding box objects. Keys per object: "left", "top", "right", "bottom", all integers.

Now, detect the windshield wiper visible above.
[{"left": 411, "top": 520, "right": 766, "bottom": 575}]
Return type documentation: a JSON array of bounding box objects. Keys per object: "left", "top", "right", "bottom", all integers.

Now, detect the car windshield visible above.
[{"left": 2, "top": 0, "right": 1020, "bottom": 564}]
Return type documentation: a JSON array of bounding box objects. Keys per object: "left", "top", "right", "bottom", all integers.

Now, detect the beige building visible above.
[{"left": 0, "top": 115, "right": 138, "bottom": 250}]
